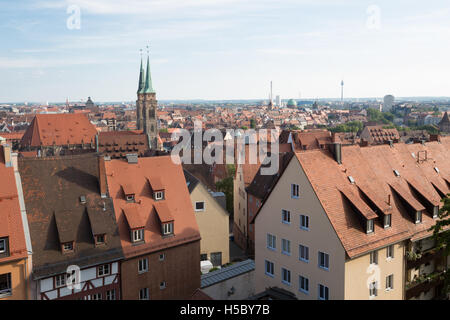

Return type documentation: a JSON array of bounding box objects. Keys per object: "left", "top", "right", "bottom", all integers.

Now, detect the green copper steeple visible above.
[
  {"left": 137, "top": 54, "right": 145, "bottom": 94},
  {"left": 143, "top": 54, "right": 155, "bottom": 94}
]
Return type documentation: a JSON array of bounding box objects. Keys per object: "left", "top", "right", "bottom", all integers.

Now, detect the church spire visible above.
[
  {"left": 137, "top": 49, "right": 145, "bottom": 94},
  {"left": 143, "top": 46, "right": 155, "bottom": 94}
]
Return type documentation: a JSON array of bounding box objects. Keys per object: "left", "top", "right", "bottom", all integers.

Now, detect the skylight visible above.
[
  {"left": 348, "top": 176, "right": 355, "bottom": 184},
  {"left": 434, "top": 167, "right": 440, "bottom": 173},
  {"left": 393, "top": 170, "right": 400, "bottom": 177}
]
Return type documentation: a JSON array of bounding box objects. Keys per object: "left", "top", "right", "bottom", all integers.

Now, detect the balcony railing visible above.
[
  {"left": 406, "top": 247, "right": 445, "bottom": 270},
  {"left": 405, "top": 270, "right": 446, "bottom": 300}
]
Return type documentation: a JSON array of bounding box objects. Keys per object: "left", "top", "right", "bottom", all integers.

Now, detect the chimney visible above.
[
  {"left": 98, "top": 156, "right": 108, "bottom": 198},
  {"left": 1, "top": 143, "right": 12, "bottom": 168},
  {"left": 333, "top": 142, "right": 342, "bottom": 164}
]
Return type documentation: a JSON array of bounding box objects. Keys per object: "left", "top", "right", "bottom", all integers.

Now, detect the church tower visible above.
[
  {"left": 141, "top": 49, "right": 159, "bottom": 150},
  {"left": 136, "top": 53, "right": 145, "bottom": 130}
]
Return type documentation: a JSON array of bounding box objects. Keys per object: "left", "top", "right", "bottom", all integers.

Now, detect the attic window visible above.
[
  {"left": 415, "top": 211, "right": 422, "bottom": 224},
  {"left": 384, "top": 214, "right": 392, "bottom": 228},
  {"left": 62, "top": 242, "right": 74, "bottom": 253},
  {"left": 366, "top": 219, "right": 374, "bottom": 234},
  {"left": 154, "top": 191, "right": 164, "bottom": 201},
  {"left": 393, "top": 170, "right": 400, "bottom": 177},
  {"left": 131, "top": 229, "right": 144, "bottom": 243},
  {"left": 432, "top": 206, "right": 439, "bottom": 219},
  {"left": 434, "top": 167, "right": 440, "bottom": 173},
  {"left": 162, "top": 222, "right": 173, "bottom": 236},
  {"left": 348, "top": 176, "right": 355, "bottom": 184},
  {"left": 126, "top": 194, "right": 135, "bottom": 202},
  {"left": 80, "top": 195, "right": 86, "bottom": 204},
  {"left": 95, "top": 234, "right": 106, "bottom": 246}
]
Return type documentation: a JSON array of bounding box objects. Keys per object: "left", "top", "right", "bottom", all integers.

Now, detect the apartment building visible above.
[
  {"left": 0, "top": 143, "right": 30, "bottom": 300},
  {"left": 105, "top": 155, "right": 201, "bottom": 300},
  {"left": 253, "top": 137, "right": 449, "bottom": 300},
  {"left": 19, "top": 153, "right": 124, "bottom": 300}
]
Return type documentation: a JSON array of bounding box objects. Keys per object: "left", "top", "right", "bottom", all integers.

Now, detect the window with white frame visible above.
[
  {"left": 386, "top": 274, "right": 394, "bottom": 290},
  {"left": 132, "top": 229, "right": 144, "bottom": 242},
  {"left": 318, "top": 252, "right": 329, "bottom": 270},
  {"left": 366, "top": 219, "right": 374, "bottom": 234},
  {"left": 281, "top": 268, "right": 291, "bottom": 285},
  {"left": 299, "top": 275, "right": 309, "bottom": 294},
  {"left": 384, "top": 214, "right": 392, "bottom": 228},
  {"left": 265, "top": 260, "right": 274, "bottom": 277},
  {"left": 195, "top": 201, "right": 205, "bottom": 212},
  {"left": 0, "top": 238, "right": 6, "bottom": 254},
  {"left": 300, "top": 215, "right": 309, "bottom": 230},
  {"left": 0, "top": 273, "right": 12, "bottom": 297},
  {"left": 126, "top": 194, "right": 135, "bottom": 202},
  {"left": 162, "top": 222, "right": 174, "bottom": 236},
  {"left": 106, "top": 289, "right": 116, "bottom": 300},
  {"left": 154, "top": 191, "right": 164, "bottom": 200},
  {"left": 267, "top": 234, "right": 276, "bottom": 250},
  {"left": 291, "top": 184, "right": 299, "bottom": 198},
  {"left": 281, "top": 239, "right": 291, "bottom": 256},
  {"left": 369, "top": 281, "right": 378, "bottom": 297},
  {"left": 281, "top": 209, "right": 290, "bottom": 224},
  {"left": 138, "top": 258, "right": 148, "bottom": 273},
  {"left": 55, "top": 274, "right": 66, "bottom": 288},
  {"left": 90, "top": 293, "right": 102, "bottom": 300},
  {"left": 318, "top": 284, "right": 329, "bottom": 300},
  {"left": 159, "top": 253, "right": 165, "bottom": 261},
  {"left": 370, "top": 251, "right": 378, "bottom": 265},
  {"left": 139, "top": 288, "right": 149, "bottom": 300},
  {"left": 386, "top": 245, "right": 394, "bottom": 259},
  {"left": 415, "top": 211, "right": 422, "bottom": 224},
  {"left": 299, "top": 244, "right": 309, "bottom": 262},
  {"left": 98, "top": 264, "right": 110, "bottom": 277},
  {"left": 62, "top": 242, "right": 74, "bottom": 252}
]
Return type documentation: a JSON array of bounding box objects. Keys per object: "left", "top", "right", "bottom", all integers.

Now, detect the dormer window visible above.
[
  {"left": 432, "top": 206, "right": 439, "bottom": 219},
  {"left": 95, "top": 234, "right": 106, "bottom": 246},
  {"left": 80, "top": 195, "right": 86, "bottom": 204},
  {"left": 132, "top": 228, "right": 144, "bottom": 243},
  {"left": 62, "top": 241, "right": 74, "bottom": 253},
  {"left": 162, "top": 222, "right": 173, "bottom": 236},
  {"left": 366, "top": 219, "right": 374, "bottom": 234},
  {"left": 384, "top": 214, "right": 392, "bottom": 228},
  {"left": 393, "top": 169, "right": 400, "bottom": 177},
  {"left": 154, "top": 191, "right": 164, "bottom": 200},
  {"left": 415, "top": 211, "right": 422, "bottom": 224},
  {"left": 348, "top": 176, "right": 355, "bottom": 184},
  {"left": 126, "top": 194, "right": 135, "bottom": 202},
  {"left": 0, "top": 238, "right": 7, "bottom": 254}
]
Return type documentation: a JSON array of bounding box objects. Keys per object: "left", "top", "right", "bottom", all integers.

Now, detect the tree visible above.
[
  {"left": 250, "top": 119, "right": 256, "bottom": 129},
  {"left": 215, "top": 164, "right": 236, "bottom": 215},
  {"left": 429, "top": 197, "right": 450, "bottom": 298}
]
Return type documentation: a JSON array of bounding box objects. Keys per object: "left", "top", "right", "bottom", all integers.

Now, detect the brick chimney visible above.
[
  {"left": 98, "top": 155, "right": 108, "bottom": 198},
  {"left": 1, "top": 142, "right": 13, "bottom": 168}
]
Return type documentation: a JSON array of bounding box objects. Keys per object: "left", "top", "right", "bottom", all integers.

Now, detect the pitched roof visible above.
[
  {"left": 0, "top": 147, "right": 28, "bottom": 264},
  {"left": 105, "top": 155, "right": 200, "bottom": 258},
  {"left": 19, "top": 153, "right": 124, "bottom": 279},
  {"left": 201, "top": 259, "right": 255, "bottom": 288},
  {"left": 21, "top": 114, "right": 97, "bottom": 147},
  {"left": 98, "top": 131, "right": 150, "bottom": 159}
]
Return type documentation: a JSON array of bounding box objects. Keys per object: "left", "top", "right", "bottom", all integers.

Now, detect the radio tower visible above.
[{"left": 340, "top": 80, "right": 344, "bottom": 103}]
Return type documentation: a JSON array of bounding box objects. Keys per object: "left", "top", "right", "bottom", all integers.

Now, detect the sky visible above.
[{"left": 1, "top": 0, "right": 450, "bottom": 102}]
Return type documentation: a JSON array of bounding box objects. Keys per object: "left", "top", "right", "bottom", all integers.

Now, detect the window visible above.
[
  {"left": 267, "top": 234, "right": 276, "bottom": 250},
  {"left": 138, "top": 258, "right": 148, "bottom": 273},
  {"left": 90, "top": 293, "right": 102, "bottom": 300},
  {"left": 98, "top": 264, "right": 110, "bottom": 277},
  {"left": 195, "top": 201, "right": 205, "bottom": 212},
  {"left": 159, "top": 253, "right": 165, "bottom": 261},
  {"left": 386, "top": 275, "right": 394, "bottom": 290},
  {"left": 291, "top": 184, "right": 299, "bottom": 198},
  {"left": 62, "top": 242, "right": 73, "bottom": 252},
  {"left": 367, "top": 219, "right": 374, "bottom": 234},
  {"left": 160, "top": 281, "right": 166, "bottom": 290},
  {"left": 265, "top": 260, "right": 274, "bottom": 277},
  {"left": 369, "top": 281, "right": 378, "bottom": 297},
  {"left": 318, "top": 252, "right": 329, "bottom": 270},
  {"left": 95, "top": 234, "right": 105, "bottom": 245},
  {"left": 0, "top": 238, "right": 6, "bottom": 254},
  {"left": 415, "top": 211, "right": 422, "bottom": 224},
  {"left": 200, "top": 254, "right": 208, "bottom": 261},
  {"left": 299, "top": 245, "right": 309, "bottom": 262},
  {"left": 162, "top": 222, "right": 174, "bottom": 236},
  {"left": 393, "top": 169, "right": 400, "bottom": 177},
  {"left": 281, "top": 239, "right": 291, "bottom": 256},
  {"left": 386, "top": 245, "right": 394, "bottom": 259},
  {"left": 433, "top": 206, "right": 439, "bottom": 218},
  {"left": 139, "top": 288, "right": 149, "bottom": 300},
  {"left": 384, "top": 214, "right": 392, "bottom": 228},
  {"left": 348, "top": 176, "right": 355, "bottom": 184},
  {"left": 126, "top": 194, "right": 135, "bottom": 202},
  {"left": 318, "top": 284, "right": 329, "bottom": 300},
  {"left": 299, "top": 276, "right": 309, "bottom": 294},
  {"left": 154, "top": 191, "right": 164, "bottom": 200},
  {"left": 300, "top": 215, "right": 309, "bottom": 230},
  {"left": 0, "top": 273, "right": 12, "bottom": 297},
  {"left": 370, "top": 251, "right": 378, "bottom": 265},
  {"left": 106, "top": 289, "right": 116, "bottom": 300},
  {"left": 281, "top": 268, "right": 291, "bottom": 285},
  {"left": 282, "top": 210, "right": 291, "bottom": 224},
  {"left": 132, "top": 229, "right": 144, "bottom": 242},
  {"left": 55, "top": 274, "right": 66, "bottom": 288}
]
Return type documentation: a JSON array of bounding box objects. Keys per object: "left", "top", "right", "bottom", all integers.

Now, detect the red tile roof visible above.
[
  {"left": 21, "top": 113, "right": 97, "bottom": 147},
  {"left": 105, "top": 155, "right": 200, "bottom": 258}
]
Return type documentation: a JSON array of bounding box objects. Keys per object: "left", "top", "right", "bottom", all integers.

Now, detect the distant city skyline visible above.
[{"left": 1, "top": 0, "right": 450, "bottom": 102}]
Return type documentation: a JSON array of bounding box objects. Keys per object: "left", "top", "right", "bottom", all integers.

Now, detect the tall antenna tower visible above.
[{"left": 341, "top": 80, "right": 344, "bottom": 103}]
